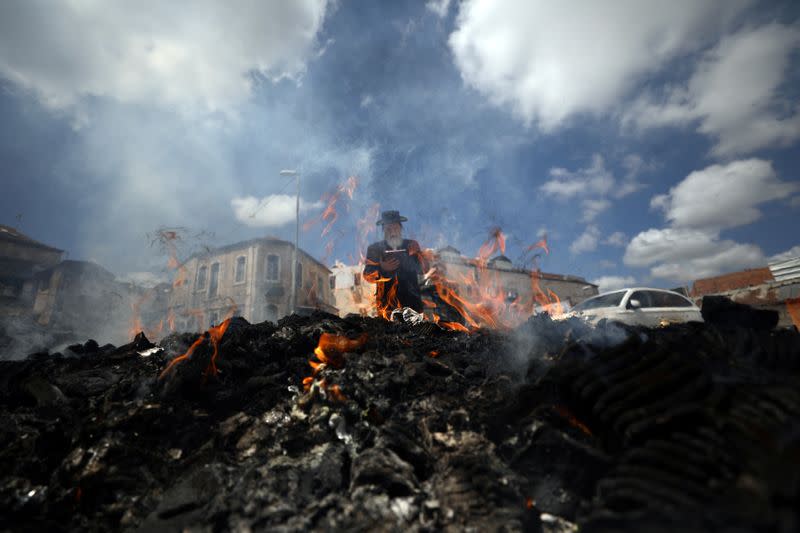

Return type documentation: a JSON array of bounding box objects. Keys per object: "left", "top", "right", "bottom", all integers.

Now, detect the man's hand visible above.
[{"left": 380, "top": 255, "right": 400, "bottom": 272}]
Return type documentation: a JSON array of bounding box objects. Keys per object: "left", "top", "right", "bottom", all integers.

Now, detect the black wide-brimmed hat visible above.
[{"left": 376, "top": 210, "right": 408, "bottom": 226}]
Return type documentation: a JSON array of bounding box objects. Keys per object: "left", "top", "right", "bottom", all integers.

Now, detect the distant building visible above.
[
  {"left": 330, "top": 261, "right": 374, "bottom": 317},
  {"left": 329, "top": 245, "right": 598, "bottom": 318},
  {"left": 30, "top": 260, "right": 138, "bottom": 342},
  {"left": 691, "top": 258, "right": 800, "bottom": 328},
  {"left": 168, "top": 237, "right": 337, "bottom": 330},
  {"left": 0, "top": 225, "right": 64, "bottom": 315},
  {"left": 439, "top": 248, "right": 598, "bottom": 310}
]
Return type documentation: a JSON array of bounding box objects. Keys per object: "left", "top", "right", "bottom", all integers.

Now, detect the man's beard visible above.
[{"left": 386, "top": 236, "right": 403, "bottom": 249}]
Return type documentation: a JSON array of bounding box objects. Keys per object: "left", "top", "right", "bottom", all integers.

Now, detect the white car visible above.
[{"left": 566, "top": 287, "right": 703, "bottom": 327}]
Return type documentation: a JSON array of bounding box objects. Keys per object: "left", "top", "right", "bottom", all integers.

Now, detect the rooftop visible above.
[{"left": 0, "top": 225, "right": 63, "bottom": 253}]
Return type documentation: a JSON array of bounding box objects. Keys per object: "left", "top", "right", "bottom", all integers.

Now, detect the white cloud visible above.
[
  {"left": 231, "top": 195, "right": 323, "bottom": 228},
  {"left": 789, "top": 196, "right": 800, "bottom": 208},
  {"left": 624, "top": 23, "right": 800, "bottom": 156},
  {"left": 449, "top": 0, "right": 751, "bottom": 130},
  {"left": 541, "top": 154, "right": 647, "bottom": 223},
  {"left": 541, "top": 154, "right": 614, "bottom": 199},
  {"left": 0, "top": 1, "right": 329, "bottom": 117},
  {"left": 599, "top": 260, "right": 617, "bottom": 269},
  {"left": 570, "top": 225, "right": 600, "bottom": 254},
  {"left": 624, "top": 227, "right": 765, "bottom": 280},
  {"left": 603, "top": 232, "right": 627, "bottom": 247},
  {"left": 426, "top": 0, "right": 452, "bottom": 18},
  {"left": 581, "top": 199, "right": 612, "bottom": 223},
  {"left": 650, "top": 159, "right": 799, "bottom": 231},
  {"left": 769, "top": 245, "right": 800, "bottom": 263},
  {"left": 592, "top": 275, "right": 636, "bottom": 292}
]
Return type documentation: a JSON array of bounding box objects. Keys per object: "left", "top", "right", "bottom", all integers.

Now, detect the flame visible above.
[
  {"left": 303, "top": 332, "right": 368, "bottom": 401},
  {"left": 787, "top": 297, "right": 800, "bottom": 330},
  {"left": 158, "top": 301, "right": 238, "bottom": 380},
  {"left": 428, "top": 350, "right": 439, "bottom": 358},
  {"left": 527, "top": 238, "right": 549, "bottom": 256},
  {"left": 525, "top": 497, "right": 534, "bottom": 510},
  {"left": 304, "top": 176, "right": 362, "bottom": 262},
  {"left": 439, "top": 321, "right": 470, "bottom": 333},
  {"left": 477, "top": 227, "right": 506, "bottom": 263},
  {"left": 417, "top": 228, "right": 562, "bottom": 331}
]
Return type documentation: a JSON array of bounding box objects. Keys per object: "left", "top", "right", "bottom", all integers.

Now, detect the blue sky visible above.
[{"left": 0, "top": 0, "right": 798, "bottom": 291}]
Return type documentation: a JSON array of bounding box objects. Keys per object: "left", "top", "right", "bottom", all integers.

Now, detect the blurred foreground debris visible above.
[{"left": 1, "top": 309, "right": 799, "bottom": 532}]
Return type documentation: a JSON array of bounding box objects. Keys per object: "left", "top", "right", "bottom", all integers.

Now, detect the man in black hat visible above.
[{"left": 363, "top": 210, "right": 424, "bottom": 313}]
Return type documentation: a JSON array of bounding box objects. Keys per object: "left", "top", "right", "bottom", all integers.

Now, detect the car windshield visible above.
[{"left": 573, "top": 291, "right": 626, "bottom": 311}]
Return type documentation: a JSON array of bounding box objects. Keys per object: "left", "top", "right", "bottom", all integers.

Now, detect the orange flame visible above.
[
  {"left": 428, "top": 350, "right": 439, "bottom": 358},
  {"left": 158, "top": 301, "right": 238, "bottom": 380},
  {"left": 787, "top": 297, "right": 800, "bottom": 330},
  {"left": 477, "top": 227, "right": 506, "bottom": 263},
  {"left": 439, "top": 321, "right": 470, "bottom": 333},
  {"left": 527, "top": 238, "right": 550, "bottom": 256},
  {"left": 303, "top": 332, "right": 368, "bottom": 399}
]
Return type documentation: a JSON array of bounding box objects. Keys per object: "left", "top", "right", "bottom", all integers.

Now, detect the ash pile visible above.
[{"left": 2, "top": 311, "right": 800, "bottom": 532}]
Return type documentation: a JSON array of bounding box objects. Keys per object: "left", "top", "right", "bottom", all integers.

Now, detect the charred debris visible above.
[{"left": 1, "top": 308, "right": 800, "bottom": 532}]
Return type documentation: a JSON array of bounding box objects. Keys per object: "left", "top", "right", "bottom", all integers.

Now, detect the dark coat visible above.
[{"left": 363, "top": 239, "right": 423, "bottom": 312}]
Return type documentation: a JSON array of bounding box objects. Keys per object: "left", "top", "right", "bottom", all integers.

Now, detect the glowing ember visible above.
[
  {"left": 525, "top": 497, "right": 534, "bottom": 510},
  {"left": 429, "top": 350, "right": 439, "bottom": 358},
  {"left": 553, "top": 405, "right": 592, "bottom": 436}
]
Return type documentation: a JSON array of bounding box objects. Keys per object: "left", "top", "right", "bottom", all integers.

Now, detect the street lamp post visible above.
[{"left": 280, "top": 169, "right": 300, "bottom": 315}]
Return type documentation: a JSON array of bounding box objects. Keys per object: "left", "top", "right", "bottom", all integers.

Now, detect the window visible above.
[
  {"left": 629, "top": 290, "right": 693, "bottom": 309},
  {"left": 353, "top": 272, "right": 361, "bottom": 286},
  {"left": 317, "top": 275, "right": 323, "bottom": 295},
  {"left": 572, "top": 290, "right": 626, "bottom": 311},
  {"left": 210, "top": 311, "right": 219, "bottom": 327},
  {"left": 265, "top": 304, "right": 278, "bottom": 323},
  {"left": 295, "top": 261, "right": 303, "bottom": 288},
  {"left": 330, "top": 275, "right": 336, "bottom": 290},
  {"left": 235, "top": 256, "right": 246, "bottom": 283},
  {"left": 196, "top": 265, "right": 207, "bottom": 291},
  {"left": 266, "top": 255, "right": 280, "bottom": 281},
  {"left": 209, "top": 263, "right": 220, "bottom": 297}
]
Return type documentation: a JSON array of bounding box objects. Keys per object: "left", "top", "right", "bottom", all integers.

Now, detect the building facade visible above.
[
  {"left": 168, "top": 237, "right": 337, "bottom": 330},
  {"left": 0, "top": 225, "right": 64, "bottom": 315},
  {"left": 330, "top": 261, "right": 374, "bottom": 317},
  {"left": 690, "top": 258, "right": 800, "bottom": 328}
]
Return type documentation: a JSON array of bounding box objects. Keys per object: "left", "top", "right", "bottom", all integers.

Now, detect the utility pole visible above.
[{"left": 280, "top": 169, "right": 300, "bottom": 314}]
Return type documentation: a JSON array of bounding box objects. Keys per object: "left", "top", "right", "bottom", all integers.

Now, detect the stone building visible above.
[
  {"left": 29, "top": 260, "right": 139, "bottom": 343},
  {"left": 0, "top": 225, "right": 64, "bottom": 315},
  {"left": 168, "top": 237, "right": 337, "bottom": 330}
]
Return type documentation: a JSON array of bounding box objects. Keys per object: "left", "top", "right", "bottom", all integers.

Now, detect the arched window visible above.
[
  {"left": 209, "top": 263, "right": 220, "bottom": 297},
  {"left": 196, "top": 265, "right": 207, "bottom": 290},
  {"left": 235, "top": 256, "right": 246, "bottom": 283},
  {"left": 266, "top": 255, "right": 280, "bottom": 281}
]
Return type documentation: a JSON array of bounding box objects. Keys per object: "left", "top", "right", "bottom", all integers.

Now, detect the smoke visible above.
[{"left": 502, "top": 315, "right": 635, "bottom": 383}]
